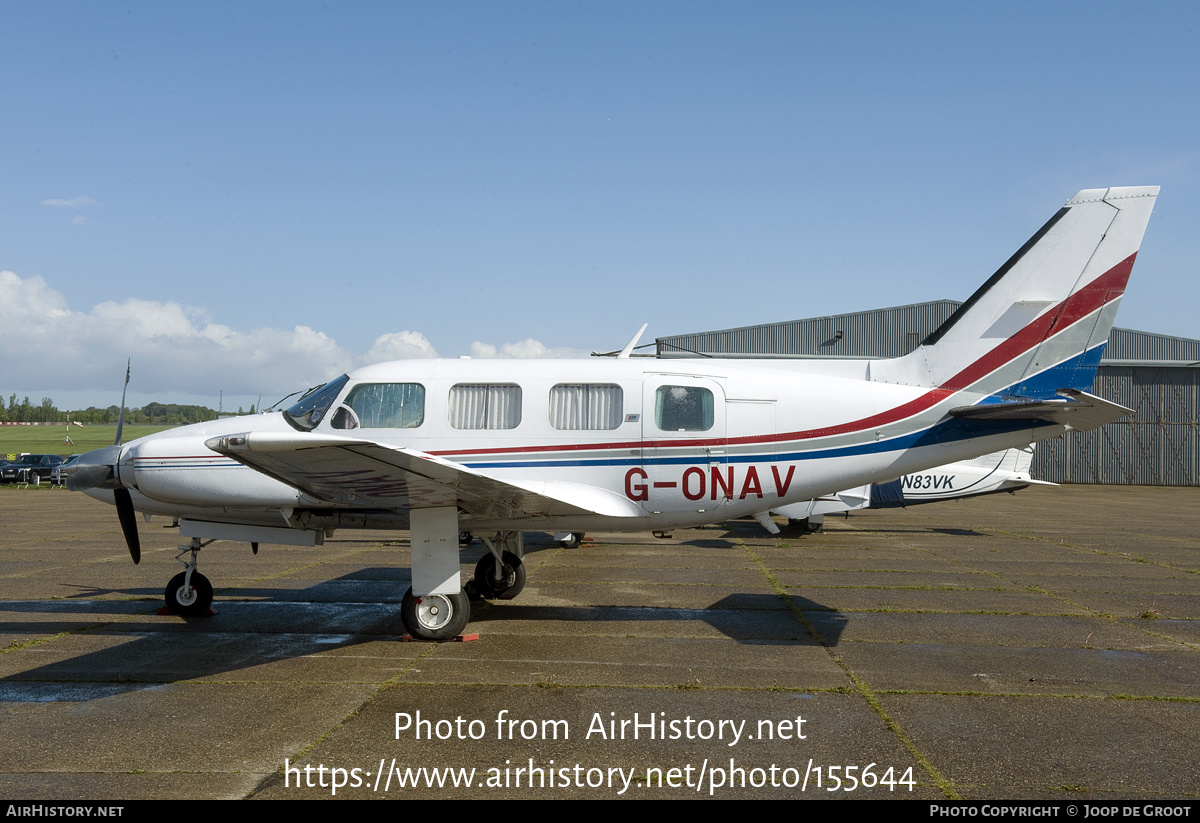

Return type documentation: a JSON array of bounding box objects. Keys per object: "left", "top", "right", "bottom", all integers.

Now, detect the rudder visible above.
[{"left": 912, "top": 186, "right": 1158, "bottom": 401}]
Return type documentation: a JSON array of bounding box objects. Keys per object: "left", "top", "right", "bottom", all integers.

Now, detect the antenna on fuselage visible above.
[
  {"left": 617, "top": 324, "right": 648, "bottom": 359},
  {"left": 592, "top": 324, "right": 655, "bottom": 357}
]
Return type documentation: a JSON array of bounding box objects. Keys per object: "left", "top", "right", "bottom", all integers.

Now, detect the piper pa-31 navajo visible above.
[{"left": 66, "top": 186, "right": 1158, "bottom": 640}]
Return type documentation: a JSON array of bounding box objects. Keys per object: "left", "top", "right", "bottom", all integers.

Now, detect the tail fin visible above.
[{"left": 903, "top": 187, "right": 1158, "bottom": 400}]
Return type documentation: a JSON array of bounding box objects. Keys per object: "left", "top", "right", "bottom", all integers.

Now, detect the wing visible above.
[
  {"left": 949, "top": 388, "right": 1132, "bottom": 431},
  {"left": 204, "top": 431, "right": 642, "bottom": 522}
]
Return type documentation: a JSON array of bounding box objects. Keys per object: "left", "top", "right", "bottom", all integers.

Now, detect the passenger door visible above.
[{"left": 639, "top": 376, "right": 727, "bottom": 515}]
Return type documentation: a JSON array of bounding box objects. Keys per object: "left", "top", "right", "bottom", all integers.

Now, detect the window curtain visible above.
[
  {"left": 449, "top": 384, "right": 522, "bottom": 429},
  {"left": 549, "top": 384, "right": 622, "bottom": 430}
]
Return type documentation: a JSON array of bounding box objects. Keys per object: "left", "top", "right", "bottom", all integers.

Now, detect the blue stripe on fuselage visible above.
[{"left": 462, "top": 417, "right": 1043, "bottom": 470}]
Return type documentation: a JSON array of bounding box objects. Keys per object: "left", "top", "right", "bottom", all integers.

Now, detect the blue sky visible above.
[{"left": 2, "top": 2, "right": 1197, "bottom": 411}]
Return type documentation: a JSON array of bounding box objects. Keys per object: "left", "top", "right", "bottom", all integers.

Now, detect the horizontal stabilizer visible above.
[{"left": 949, "top": 388, "right": 1132, "bottom": 432}]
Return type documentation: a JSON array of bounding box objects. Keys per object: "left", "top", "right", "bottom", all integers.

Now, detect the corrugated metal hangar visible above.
[{"left": 657, "top": 302, "right": 1200, "bottom": 486}]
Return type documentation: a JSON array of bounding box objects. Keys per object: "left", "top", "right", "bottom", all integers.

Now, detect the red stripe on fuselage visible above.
[{"left": 424, "top": 255, "right": 1132, "bottom": 459}]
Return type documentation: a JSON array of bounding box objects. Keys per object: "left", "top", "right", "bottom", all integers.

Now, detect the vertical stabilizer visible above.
[{"left": 911, "top": 187, "right": 1157, "bottom": 400}]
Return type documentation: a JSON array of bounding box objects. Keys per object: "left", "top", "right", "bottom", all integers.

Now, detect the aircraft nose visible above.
[{"left": 64, "top": 444, "right": 129, "bottom": 491}]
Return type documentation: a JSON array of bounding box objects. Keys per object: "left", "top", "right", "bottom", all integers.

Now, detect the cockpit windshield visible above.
[{"left": 283, "top": 374, "right": 350, "bottom": 431}]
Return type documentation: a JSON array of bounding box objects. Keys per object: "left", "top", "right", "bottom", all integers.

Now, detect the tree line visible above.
[{"left": 0, "top": 394, "right": 230, "bottom": 425}]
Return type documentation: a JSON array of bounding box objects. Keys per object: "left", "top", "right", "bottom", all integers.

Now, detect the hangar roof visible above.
[{"left": 656, "top": 300, "right": 1200, "bottom": 365}]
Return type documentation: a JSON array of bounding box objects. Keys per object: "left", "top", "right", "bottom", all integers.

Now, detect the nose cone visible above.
[{"left": 63, "top": 444, "right": 127, "bottom": 491}]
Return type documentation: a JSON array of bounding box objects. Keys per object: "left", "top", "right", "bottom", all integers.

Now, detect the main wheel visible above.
[
  {"left": 401, "top": 587, "right": 471, "bottom": 641},
  {"left": 164, "top": 571, "right": 213, "bottom": 616},
  {"left": 472, "top": 551, "right": 526, "bottom": 600},
  {"left": 788, "top": 518, "right": 823, "bottom": 534},
  {"left": 558, "top": 532, "right": 584, "bottom": 549}
]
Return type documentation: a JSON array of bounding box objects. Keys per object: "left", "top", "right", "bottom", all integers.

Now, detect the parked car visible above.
[
  {"left": 0, "top": 454, "right": 67, "bottom": 484},
  {"left": 51, "top": 455, "right": 79, "bottom": 486}
]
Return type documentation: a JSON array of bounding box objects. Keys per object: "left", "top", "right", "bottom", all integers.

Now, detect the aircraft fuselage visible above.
[{"left": 102, "top": 355, "right": 1045, "bottom": 534}]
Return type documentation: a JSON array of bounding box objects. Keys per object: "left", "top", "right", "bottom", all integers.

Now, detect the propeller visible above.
[
  {"left": 64, "top": 360, "right": 140, "bottom": 564},
  {"left": 114, "top": 488, "right": 141, "bottom": 564}
]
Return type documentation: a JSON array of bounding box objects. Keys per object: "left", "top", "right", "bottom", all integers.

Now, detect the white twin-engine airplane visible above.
[
  {"left": 66, "top": 186, "right": 1158, "bottom": 640},
  {"left": 773, "top": 446, "right": 1049, "bottom": 530}
]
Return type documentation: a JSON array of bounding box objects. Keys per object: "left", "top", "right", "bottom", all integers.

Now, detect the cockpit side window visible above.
[
  {"left": 343, "top": 383, "right": 425, "bottom": 428},
  {"left": 283, "top": 374, "right": 350, "bottom": 431}
]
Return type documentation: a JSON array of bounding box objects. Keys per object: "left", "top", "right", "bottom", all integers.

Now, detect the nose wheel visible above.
[
  {"left": 163, "top": 537, "right": 214, "bottom": 616},
  {"left": 401, "top": 587, "right": 471, "bottom": 641},
  {"left": 164, "top": 571, "right": 213, "bottom": 616}
]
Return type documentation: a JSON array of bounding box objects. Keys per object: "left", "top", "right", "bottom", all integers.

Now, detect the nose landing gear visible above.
[{"left": 163, "top": 538, "right": 214, "bottom": 616}]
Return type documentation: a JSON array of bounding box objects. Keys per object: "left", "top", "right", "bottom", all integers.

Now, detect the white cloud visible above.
[
  {"left": 0, "top": 271, "right": 72, "bottom": 322},
  {"left": 468, "top": 338, "right": 590, "bottom": 359},
  {"left": 42, "top": 196, "right": 98, "bottom": 208},
  {"left": 0, "top": 270, "right": 353, "bottom": 398},
  {"left": 0, "top": 271, "right": 590, "bottom": 406},
  {"left": 361, "top": 331, "right": 439, "bottom": 364}
]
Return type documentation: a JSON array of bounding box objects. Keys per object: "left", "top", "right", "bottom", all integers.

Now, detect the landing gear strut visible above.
[
  {"left": 164, "top": 537, "right": 214, "bottom": 616},
  {"left": 399, "top": 506, "right": 473, "bottom": 641}
]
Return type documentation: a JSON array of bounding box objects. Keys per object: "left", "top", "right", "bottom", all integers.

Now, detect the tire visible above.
[
  {"left": 788, "top": 518, "right": 823, "bottom": 534},
  {"left": 401, "top": 586, "right": 471, "bottom": 641},
  {"left": 164, "top": 571, "right": 213, "bottom": 616},
  {"left": 558, "top": 532, "right": 584, "bottom": 549},
  {"left": 472, "top": 551, "right": 526, "bottom": 600}
]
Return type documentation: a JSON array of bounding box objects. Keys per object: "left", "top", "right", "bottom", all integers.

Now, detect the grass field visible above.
[{"left": 0, "top": 424, "right": 178, "bottom": 460}]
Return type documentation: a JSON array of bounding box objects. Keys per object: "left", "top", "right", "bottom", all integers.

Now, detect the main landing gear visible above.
[
  {"left": 555, "top": 532, "right": 585, "bottom": 549},
  {"left": 401, "top": 588, "right": 471, "bottom": 642},
  {"left": 399, "top": 530, "right": 526, "bottom": 640},
  {"left": 472, "top": 550, "right": 526, "bottom": 600},
  {"left": 163, "top": 537, "right": 214, "bottom": 616},
  {"left": 787, "top": 515, "right": 824, "bottom": 534}
]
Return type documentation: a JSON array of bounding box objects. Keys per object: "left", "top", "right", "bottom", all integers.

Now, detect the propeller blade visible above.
[
  {"left": 114, "top": 488, "right": 141, "bottom": 564},
  {"left": 65, "top": 360, "right": 141, "bottom": 566},
  {"left": 114, "top": 358, "right": 130, "bottom": 446}
]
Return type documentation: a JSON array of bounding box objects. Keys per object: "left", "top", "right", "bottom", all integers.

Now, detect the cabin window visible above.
[
  {"left": 655, "top": 385, "right": 714, "bottom": 431},
  {"left": 342, "top": 383, "right": 425, "bottom": 428},
  {"left": 549, "top": 384, "right": 623, "bottom": 430},
  {"left": 448, "top": 384, "right": 522, "bottom": 430}
]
